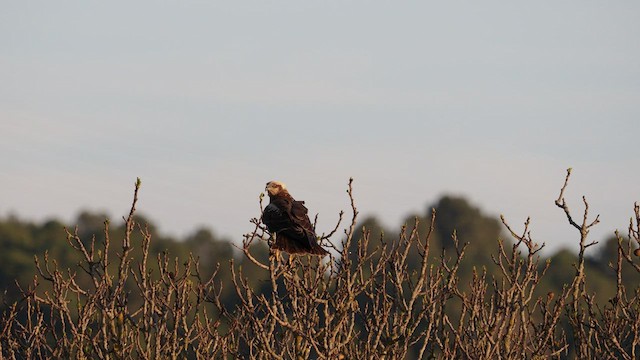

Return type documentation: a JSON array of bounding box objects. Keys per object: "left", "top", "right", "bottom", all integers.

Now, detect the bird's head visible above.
[{"left": 265, "top": 181, "right": 287, "bottom": 197}]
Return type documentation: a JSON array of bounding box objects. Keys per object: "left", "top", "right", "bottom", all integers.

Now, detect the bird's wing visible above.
[
  {"left": 290, "top": 200, "right": 314, "bottom": 231},
  {"left": 262, "top": 201, "right": 291, "bottom": 233},
  {"left": 289, "top": 200, "right": 321, "bottom": 247}
]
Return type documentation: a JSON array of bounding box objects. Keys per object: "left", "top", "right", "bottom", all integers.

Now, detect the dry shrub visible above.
[{"left": 1, "top": 172, "right": 640, "bottom": 359}]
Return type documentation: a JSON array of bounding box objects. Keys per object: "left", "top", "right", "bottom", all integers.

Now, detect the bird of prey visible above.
[{"left": 262, "top": 181, "right": 329, "bottom": 256}]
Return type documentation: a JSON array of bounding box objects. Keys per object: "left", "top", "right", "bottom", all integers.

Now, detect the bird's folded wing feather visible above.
[{"left": 290, "top": 200, "right": 313, "bottom": 230}]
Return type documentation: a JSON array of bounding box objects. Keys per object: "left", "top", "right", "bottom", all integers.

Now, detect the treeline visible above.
[
  {"left": 1, "top": 175, "right": 640, "bottom": 358},
  {"left": 0, "top": 210, "right": 271, "bottom": 311},
  {"left": 1, "top": 195, "right": 632, "bottom": 311},
  {"left": 353, "top": 195, "right": 640, "bottom": 311}
]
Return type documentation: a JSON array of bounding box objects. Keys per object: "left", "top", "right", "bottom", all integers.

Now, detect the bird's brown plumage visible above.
[{"left": 262, "top": 181, "right": 328, "bottom": 256}]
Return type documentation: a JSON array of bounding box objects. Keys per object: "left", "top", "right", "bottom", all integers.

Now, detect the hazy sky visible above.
[{"left": 2, "top": 2, "right": 639, "bottom": 254}]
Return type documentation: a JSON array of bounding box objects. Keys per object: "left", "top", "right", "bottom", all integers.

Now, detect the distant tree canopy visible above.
[
  {"left": 1, "top": 195, "right": 635, "bottom": 311},
  {"left": 355, "top": 198, "right": 490, "bottom": 269},
  {"left": 0, "top": 211, "right": 243, "bottom": 308}
]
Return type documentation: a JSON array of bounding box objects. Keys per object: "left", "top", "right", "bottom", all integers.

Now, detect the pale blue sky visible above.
[{"left": 2, "top": 1, "right": 639, "bottom": 254}]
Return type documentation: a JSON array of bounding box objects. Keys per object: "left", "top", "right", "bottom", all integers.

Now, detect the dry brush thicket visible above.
[{"left": 2, "top": 171, "right": 640, "bottom": 359}]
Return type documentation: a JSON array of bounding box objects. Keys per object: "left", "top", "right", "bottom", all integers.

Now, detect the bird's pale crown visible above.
[{"left": 266, "top": 181, "right": 287, "bottom": 196}]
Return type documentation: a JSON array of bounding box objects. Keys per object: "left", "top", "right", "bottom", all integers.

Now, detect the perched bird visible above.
[{"left": 262, "top": 181, "right": 329, "bottom": 256}]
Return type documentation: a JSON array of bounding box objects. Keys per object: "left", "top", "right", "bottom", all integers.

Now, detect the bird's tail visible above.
[
  {"left": 273, "top": 234, "right": 329, "bottom": 257},
  {"left": 308, "top": 243, "right": 329, "bottom": 257},
  {"left": 306, "top": 232, "right": 329, "bottom": 257}
]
